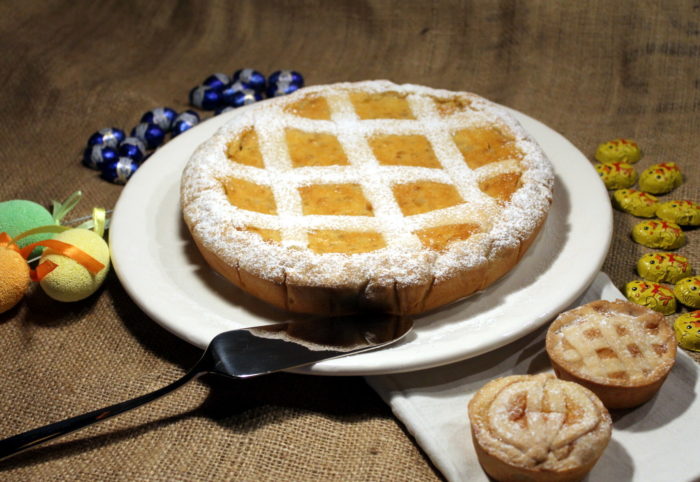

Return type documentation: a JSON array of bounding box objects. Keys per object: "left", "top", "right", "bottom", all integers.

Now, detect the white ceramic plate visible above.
[{"left": 109, "top": 104, "right": 612, "bottom": 376}]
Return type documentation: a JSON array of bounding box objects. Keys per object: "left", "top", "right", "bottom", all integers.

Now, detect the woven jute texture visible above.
[{"left": 1, "top": 0, "right": 698, "bottom": 480}]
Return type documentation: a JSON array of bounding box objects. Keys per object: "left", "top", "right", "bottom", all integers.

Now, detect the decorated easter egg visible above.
[
  {"left": 631, "top": 220, "right": 685, "bottom": 249},
  {"left": 673, "top": 276, "right": 700, "bottom": 309},
  {"left": 637, "top": 252, "right": 693, "bottom": 284},
  {"left": 656, "top": 200, "right": 700, "bottom": 227},
  {"left": 39, "top": 228, "right": 110, "bottom": 302},
  {"left": 674, "top": 311, "right": 700, "bottom": 352},
  {"left": 0, "top": 244, "right": 30, "bottom": 313},
  {"left": 0, "top": 200, "right": 54, "bottom": 256},
  {"left": 638, "top": 162, "right": 683, "bottom": 194},
  {"left": 625, "top": 280, "right": 676, "bottom": 315},
  {"left": 594, "top": 138, "right": 642, "bottom": 164},
  {"left": 611, "top": 189, "right": 658, "bottom": 217},
  {"left": 595, "top": 162, "right": 637, "bottom": 189}
]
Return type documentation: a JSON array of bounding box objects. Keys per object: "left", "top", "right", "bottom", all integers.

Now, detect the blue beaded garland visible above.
[
  {"left": 118, "top": 136, "right": 147, "bottom": 162},
  {"left": 202, "top": 73, "right": 230, "bottom": 91},
  {"left": 83, "top": 145, "right": 119, "bottom": 170},
  {"left": 267, "top": 81, "right": 301, "bottom": 98},
  {"left": 140, "top": 107, "right": 177, "bottom": 132},
  {"left": 131, "top": 122, "right": 165, "bottom": 150},
  {"left": 268, "top": 70, "right": 304, "bottom": 88},
  {"left": 87, "top": 127, "right": 126, "bottom": 148},
  {"left": 171, "top": 110, "right": 200, "bottom": 137},
  {"left": 190, "top": 85, "right": 223, "bottom": 110},
  {"left": 232, "top": 68, "right": 266, "bottom": 92},
  {"left": 101, "top": 157, "right": 139, "bottom": 184}
]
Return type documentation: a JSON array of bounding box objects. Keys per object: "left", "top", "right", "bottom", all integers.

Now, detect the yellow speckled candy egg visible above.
[
  {"left": 656, "top": 200, "right": 700, "bottom": 226},
  {"left": 39, "top": 228, "right": 110, "bottom": 302},
  {"left": 611, "top": 189, "right": 658, "bottom": 217},
  {"left": 594, "top": 138, "right": 642, "bottom": 163},
  {"left": 595, "top": 162, "right": 637, "bottom": 189},
  {"left": 638, "top": 162, "right": 683, "bottom": 194},
  {"left": 631, "top": 220, "right": 685, "bottom": 249},
  {"left": 637, "top": 252, "right": 693, "bottom": 283},
  {"left": 673, "top": 276, "right": 700, "bottom": 309},
  {"left": 0, "top": 245, "right": 30, "bottom": 313},
  {"left": 674, "top": 311, "right": 700, "bottom": 352},
  {"left": 625, "top": 280, "right": 676, "bottom": 314}
]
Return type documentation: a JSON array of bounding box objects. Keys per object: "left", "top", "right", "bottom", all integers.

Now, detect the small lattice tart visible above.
[
  {"left": 546, "top": 299, "right": 676, "bottom": 409},
  {"left": 181, "top": 81, "right": 554, "bottom": 315},
  {"left": 468, "top": 373, "right": 612, "bottom": 482}
]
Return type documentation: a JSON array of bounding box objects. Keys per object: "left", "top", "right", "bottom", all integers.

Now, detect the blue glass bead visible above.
[
  {"left": 118, "top": 136, "right": 147, "bottom": 162},
  {"left": 83, "top": 145, "right": 118, "bottom": 170},
  {"left": 215, "top": 106, "right": 236, "bottom": 116},
  {"left": 202, "top": 73, "right": 230, "bottom": 91},
  {"left": 190, "top": 85, "right": 223, "bottom": 110},
  {"left": 227, "top": 88, "right": 263, "bottom": 108},
  {"left": 232, "top": 68, "right": 266, "bottom": 92},
  {"left": 267, "top": 81, "right": 301, "bottom": 98},
  {"left": 171, "top": 110, "right": 200, "bottom": 137},
  {"left": 87, "top": 127, "right": 125, "bottom": 148},
  {"left": 140, "top": 107, "right": 177, "bottom": 132},
  {"left": 131, "top": 123, "right": 165, "bottom": 150},
  {"left": 268, "top": 70, "right": 304, "bottom": 88},
  {"left": 101, "top": 157, "right": 138, "bottom": 184}
]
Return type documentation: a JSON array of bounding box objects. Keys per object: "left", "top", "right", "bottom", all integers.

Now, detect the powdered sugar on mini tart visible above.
[{"left": 181, "top": 81, "right": 554, "bottom": 294}]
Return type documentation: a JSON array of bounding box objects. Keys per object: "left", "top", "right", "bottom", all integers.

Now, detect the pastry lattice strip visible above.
[{"left": 230, "top": 89, "right": 522, "bottom": 250}]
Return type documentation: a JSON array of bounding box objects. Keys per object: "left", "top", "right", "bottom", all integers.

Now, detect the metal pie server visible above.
[{"left": 0, "top": 314, "right": 412, "bottom": 461}]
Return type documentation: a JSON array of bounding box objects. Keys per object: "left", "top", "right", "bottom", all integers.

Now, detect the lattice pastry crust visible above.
[
  {"left": 468, "top": 374, "right": 612, "bottom": 482},
  {"left": 181, "top": 81, "right": 554, "bottom": 315},
  {"left": 546, "top": 300, "right": 676, "bottom": 409}
]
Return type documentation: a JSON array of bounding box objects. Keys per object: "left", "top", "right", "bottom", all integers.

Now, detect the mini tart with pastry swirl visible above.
[
  {"left": 180, "top": 80, "right": 554, "bottom": 316},
  {"left": 468, "top": 373, "right": 612, "bottom": 482}
]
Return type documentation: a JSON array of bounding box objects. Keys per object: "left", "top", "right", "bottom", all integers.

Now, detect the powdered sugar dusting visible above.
[{"left": 181, "top": 80, "right": 554, "bottom": 289}]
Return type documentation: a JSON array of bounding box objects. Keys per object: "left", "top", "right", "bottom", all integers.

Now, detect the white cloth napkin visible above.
[{"left": 367, "top": 272, "right": 700, "bottom": 482}]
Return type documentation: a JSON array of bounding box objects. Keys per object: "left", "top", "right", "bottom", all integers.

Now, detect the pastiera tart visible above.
[
  {"left": 546, "top": 299, "right": 676, "bottom": 409},
  {"left": 181, "top": 81, "right": 554, "bottom": 315},
  {"left": 468, "top": 374, "right": 612, "bottom": 482}
]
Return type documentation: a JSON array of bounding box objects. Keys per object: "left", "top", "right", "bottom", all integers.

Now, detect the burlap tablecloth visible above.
[{"left": 1, "top": 1, "right": 698, "bottom": 480}]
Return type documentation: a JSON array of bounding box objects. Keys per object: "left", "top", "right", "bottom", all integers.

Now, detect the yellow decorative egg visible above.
[
  {"left": 638, "top": 162, "right": 683, "bottom": 194},
  {"left": 611, "top": 188, "right": 658, "bottom": 217},
  {"left": 595, "top": 162, "right": 637, "bottom": 189},
  {"left": 594, "top": 138, "right": 642, "bottom": 163},
  {"left": 674, "top": 311, "right": 700, "bottom": 352},
  {"left": 631, "top": 220, "right": 685, "bottom": 249},
  {"left": 673, "top": 276, "right": 700, "bottom": 309},
  {"left": 0, "top": 245, "right": 30, "bottom": 313},
  {"left": 625, "top": 280, "right": 676, "bottom": 315},
  {"left": 637, "top": 252, "right": 693, "bottom": 283},
  {"left": 39, "top": 228, "right": 110, "bottom": 302},
  {"left": 656, "top": 200, "right": 700, "bottom": 226}
]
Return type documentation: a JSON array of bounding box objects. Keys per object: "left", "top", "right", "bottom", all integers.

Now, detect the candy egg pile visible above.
[
  {"left": 82, "top": 68, "right": 304, "bottom": 184},
  {"left": 594, "top": 138, "right": 700, "bottom": 339}
]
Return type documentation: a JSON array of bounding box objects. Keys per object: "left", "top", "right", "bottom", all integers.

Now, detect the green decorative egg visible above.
[
  {"left": 594, "top": 138, "right": 642, "bottom": 164},
  {"left": 595, "top": 162, "right": 637, "bottom": 189},
  {"left": 673, "top": 276, "right": 700, "bottom": 309},
  {"left": 631, "top": 220, "right": 685, "bottom": 249},
  {"left": 625, "top": 280, "right": 676, "bottom": 314},
  {"left": 611, "top": 189, "right": 658, "bottom": 217},
  {"left": 656, "top": 200, "right": 700, "bottom": 226},
  {"left": 637, "top": 252, "right": 692, "bottom": 283},
  {"left": 638, "top": 162, "right": 683, "bottom": 194}
]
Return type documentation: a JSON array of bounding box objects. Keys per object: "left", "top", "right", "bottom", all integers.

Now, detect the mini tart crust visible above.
[
  {"left": 181, "top": 80, "right": 554, "bottom": 315},
  {"left": 468, "top": 374, "right": 612, "bottom": 482},
  {"left": 546, "top": 299, "right": 676, "bottom": 409}
]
